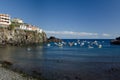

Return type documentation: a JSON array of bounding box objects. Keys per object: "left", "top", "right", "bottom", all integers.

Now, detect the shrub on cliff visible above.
[{"left": 9, "top": 22, "right": 20, "bottom": 30}]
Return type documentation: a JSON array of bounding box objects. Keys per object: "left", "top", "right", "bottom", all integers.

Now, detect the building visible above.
[
  {"left": 0, "top": 14, "right": 43, "bottom": 33},
  {"left": 39, "top": 29, "right": 43, "bottom": 33},
  {"left": 26, "top": 24, "right": 33, "bottom": 31},
  {"left": 20, "top": 24, "right": 27, "bottom": 30},
  {"left": 15, "top": 23, "right": 43, "bottom": 33},
  {"left": 0, "top": 14, "right": 11, "bottom": 26},
  {"left": 11, "top": 18, "right": 23, "bottom": 23}
]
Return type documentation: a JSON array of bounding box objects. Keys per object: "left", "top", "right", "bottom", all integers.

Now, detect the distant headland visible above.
[
  {"left": 111, "top": 36, "right": 120, "bottom": 45},
  {"left": 0, "top": 14, "right": 47, "bottom": 46}
]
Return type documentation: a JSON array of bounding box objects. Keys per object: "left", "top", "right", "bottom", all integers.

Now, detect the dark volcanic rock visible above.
[
  {"left": 0, "top": 28, "right": 47, "bottom": 46},
  {"left": 116, "top": 37, "right": 120, "bottom": 40},
  {"left": 1, "top": 61, "right": 13, "bottom": 68},
  {"left": 47, "top": 36, "right": 62, "bottom": 42},
  {"left": 111, "top": 37, "right": 120, "bottom": 45},
  {"left": 111, "top": 40, "right": 120, "bottom": 45}
]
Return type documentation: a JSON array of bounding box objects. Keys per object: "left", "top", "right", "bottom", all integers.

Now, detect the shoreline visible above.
[
  {"left": 0, "top": 66, "right": 36, "bottom": 80},
  {"left": 1, "top": 61, "right": 120, "bottom": 80},
  {"left": 0, "top": 61, "right": 45, "bottom": 80}
]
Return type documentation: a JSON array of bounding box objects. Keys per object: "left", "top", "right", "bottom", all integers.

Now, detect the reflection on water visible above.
[
  {"left": 0, "top": 39, "right": 120, "bottom": 80},
  {"left": 0, "top": 46, "right": 44, "bottom": 65}
]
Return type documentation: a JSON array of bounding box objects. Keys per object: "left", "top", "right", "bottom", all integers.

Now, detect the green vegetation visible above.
[{"left": 9, "top": 22, "right": 21, "bottom": 30}]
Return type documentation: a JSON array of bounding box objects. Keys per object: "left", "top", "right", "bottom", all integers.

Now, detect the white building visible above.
[
  {"left": 26, "top": 24, "right": 33, "bottom": 31},
  {"left": 20, "top": 24, "right": 27, "bottom": 30},
  {"left": 38, "top": 29, "right": 43, "bottom": 33},
  {"left": 11, "top": 18, "right": 23, "bottom": 23},
  {"left": 0, "top": 14, "right": 11, "bottom": 26}
]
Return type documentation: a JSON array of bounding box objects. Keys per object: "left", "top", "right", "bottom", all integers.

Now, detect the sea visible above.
[{"left": 0, "top": 39, "right": 120, "bottom": 80}]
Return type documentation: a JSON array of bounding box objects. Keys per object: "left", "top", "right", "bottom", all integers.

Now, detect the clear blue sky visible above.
[{"left": 0, "top": 0, "right": 120, "bottom": 39}]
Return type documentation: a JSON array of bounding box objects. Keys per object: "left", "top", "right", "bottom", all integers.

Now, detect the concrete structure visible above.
[
  {"left": 39, "top": 29, "right": 43, "bottom": 33},
  {"left": 0, "top": 14, "right": 11, "bottom": 26},
  {"left": 20, "top": 24, "right": 27, "bottom": 30},
  {"left": 26, "top": 24, "right": 33, "bottom": 31},
  {"left": 11, "top": 18, "right": 23, "bottom": 23},
  {"left": 36, "top": 27, "right": 43, "bottom": 33}
]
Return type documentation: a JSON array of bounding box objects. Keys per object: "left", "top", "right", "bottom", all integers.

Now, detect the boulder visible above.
[{"left": 1, "top": 61, "right": 13, "bottom": 68}]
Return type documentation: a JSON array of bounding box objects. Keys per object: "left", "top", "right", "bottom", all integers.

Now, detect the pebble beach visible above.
[{"left": 0, "top": 64, "right": 36, "bottom": 80}]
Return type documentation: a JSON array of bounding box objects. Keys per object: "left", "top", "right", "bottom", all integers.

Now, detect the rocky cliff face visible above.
[{"left": 0, "top": 28, "right": 47, "bottom": 46}]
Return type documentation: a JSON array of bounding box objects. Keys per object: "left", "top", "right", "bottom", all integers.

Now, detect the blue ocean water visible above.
[{"left": 0, "top": 39, "right": 120, "bottom": 80}]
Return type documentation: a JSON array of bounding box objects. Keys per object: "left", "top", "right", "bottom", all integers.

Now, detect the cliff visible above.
[{"left": 0, "top": 27, "right": 47, "bottom": 46}]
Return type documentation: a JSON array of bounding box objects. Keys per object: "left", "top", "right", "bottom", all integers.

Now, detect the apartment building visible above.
[{"left": 0, "top": 14, "right": 11, "bottom": 26}]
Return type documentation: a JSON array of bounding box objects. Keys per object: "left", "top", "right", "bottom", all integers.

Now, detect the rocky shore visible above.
[
  {"left": 0, "top": 67, "right": 37, "bottom": 80},
  {"left": 0, "top": 27, "right": 47, "bottom": 46},
  {"left": 0, "top": 61, "right": 45, "bottom": 80},
  {"left": 47, "top": 36, "right": 62, "bottom": 42},
  {"left": 111, "top": 37, "right": 120, "bottom": 45},
  {"left": 0, "top": 61, "right": 37, "bottom": 80}
]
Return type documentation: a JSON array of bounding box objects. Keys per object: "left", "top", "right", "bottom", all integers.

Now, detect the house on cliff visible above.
[
  {"left": 11, "top": 17, "right": 43, "bottom": 33},
  {"left": 15, "top": 23, "right": 43, "bottom": 33},
  {"left": 0, "top": 14, "right": 47, "bottom": 45},
  {"left": 11, "top": 18, "right": 23, "bottom": 24},
  {"left": 0, "top": 14, "right": 43, "bottom": 33}
]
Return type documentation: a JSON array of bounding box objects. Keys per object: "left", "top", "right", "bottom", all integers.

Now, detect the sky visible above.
[{"left": 0, "top": 0, "right": 120, "bottom": 39}]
